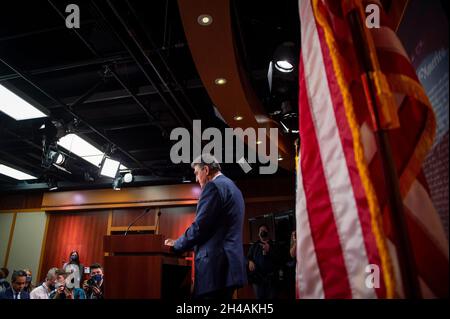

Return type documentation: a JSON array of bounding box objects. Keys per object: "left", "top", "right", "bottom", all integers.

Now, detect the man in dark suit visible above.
[
  {"left": 0, "top": 270, "right": 30, "bottom": 299},
  {"left": 165, "top": 154, "right": 247, "bottom": 299}
]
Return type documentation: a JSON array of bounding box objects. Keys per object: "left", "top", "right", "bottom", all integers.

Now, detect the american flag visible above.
[{"left": 295, "top": 0, "right": 448, "bottom": 298}]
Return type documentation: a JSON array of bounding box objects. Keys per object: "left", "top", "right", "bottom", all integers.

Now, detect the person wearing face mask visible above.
[
  {"left": 63, "top": 250, "right": 84, "bottom": 289},
  {"left": 30, "top": 267, "right": 58, "bottom": 299},
  {"left": 82, "top": 263, "right": 104, "bottom": 299},
  {"left": 49, "top": 270, "right": 86, "bottom": 299},
  {"left": 247, "top": 224, "right": 280, "bottom": 299},
  {"left": 23, "top": 269, "right": 35, "bottom": 294}
]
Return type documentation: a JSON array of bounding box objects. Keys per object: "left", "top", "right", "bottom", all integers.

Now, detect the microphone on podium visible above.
[{"left": 124, "top": 207, "right": 152, "bottom": 236}]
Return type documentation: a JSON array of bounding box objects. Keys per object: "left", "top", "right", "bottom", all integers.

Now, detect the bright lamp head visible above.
[
  {"left": 273, "top": 42, "right": 296, "bottom": 73},
  {"left": 274, "top": 60, "right": 294, "bottom": 73},
  {"left": 123, "top": 172, "right": 133, "bottom": 183},
  {"left": 100, "top": 157, "right": 121, "bottom": 178}
]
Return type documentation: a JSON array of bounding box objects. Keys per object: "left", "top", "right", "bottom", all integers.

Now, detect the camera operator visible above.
[
  {"left": 49, "top": 269, "right": 85, "bottom": 299},
  {"left": 82, "top": 263, "right": 104, "bottom": 299},
  {"left": 247, "top": 224, "right": 280, "bottom": 299}
]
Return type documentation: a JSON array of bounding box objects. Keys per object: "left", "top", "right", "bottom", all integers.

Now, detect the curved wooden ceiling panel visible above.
[{"left": 178, "top": 0, "right": 294, "bottom": 171}]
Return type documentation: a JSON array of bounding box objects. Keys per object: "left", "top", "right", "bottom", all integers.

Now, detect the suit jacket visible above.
[
  {"left": 0, "top": 287, "right": 30, "bottom": 299},
  {"left": 174, "top": 174, "right": 247, "bottom": 296}
]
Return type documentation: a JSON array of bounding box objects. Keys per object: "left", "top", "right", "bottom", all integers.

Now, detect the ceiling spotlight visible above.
[
  {"left": 123, "top": 172, "right": 133, "bottom": 183},
  {"left": 214, "top": 78, "right": 227, "bottom": 85},
  {"left": 197, "top": 14, "right": 213, "bottom": 26},
  {"left": 274, "top": 60, "right": 294, "bottom": 73},
  {"left": 272, "top": 41, "right": 296, "bottom": 75},
  {"left": 54, "top": 153, "right": 65, "bottom": 165},
  {"left": 43, "top": 148, "right": 66, "bottom": 169},
  {"left": 278, "top": 156, "right": 284, "bottom": 161},
  {"left": 256, "top": 140, "right": 262, "bottom": 145},
  {"left": 233, "top": 115, "right": 243, "bottom": 121},
  {"left": 100, "top": 157, "right": 121, "bottom": 178}
]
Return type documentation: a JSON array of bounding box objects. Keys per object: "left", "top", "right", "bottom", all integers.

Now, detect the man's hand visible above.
[
  {"left": 56, "top": 286, "right": 65, "bottom": 295},
  {"left": 92, "top": 286, "right": 101, "bottom": 296},
  {"left": 164, "top": 238, "right": 175, "bottom": 246},
  {"left": 248, "top": 260, "right": 256, "bottom": 272}
]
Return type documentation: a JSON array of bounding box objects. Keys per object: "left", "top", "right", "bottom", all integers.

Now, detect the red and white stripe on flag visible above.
[{"left": 295, "top": 0, "right": 449, "bottom": 299}]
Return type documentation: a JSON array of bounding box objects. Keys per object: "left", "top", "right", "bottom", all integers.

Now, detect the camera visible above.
[{"left": 86, "top": 278, "right": 96, "bottom": 287}]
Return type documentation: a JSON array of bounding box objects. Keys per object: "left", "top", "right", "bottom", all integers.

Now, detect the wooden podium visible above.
[{"left": 103, "top": 234, "right": 192, "bottom": 299}]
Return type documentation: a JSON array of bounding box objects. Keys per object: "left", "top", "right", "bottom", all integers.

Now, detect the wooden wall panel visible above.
[
  {"left": 7, "top": 212, "right": 47, "bottom": 286},
  {"left": 111, "top": 208, "right": 159, "bottom": 227},
  {"left": 0, "top": 192, "right": 43, "bottom": 211},
  {"left": 0, "top": 213, "right": 14, "bottom": 267},
  {"left": 39, "top": 210, "right": 109, "bottom": 282},
  {"left": 42, "top": 184, "right": 201, "bottom": 210},
  {"left": 110, "top": 206, "right": 196, "bottom": 240},
  {"left": 159, "top": 206, "right": 196, "bottom": 240}
]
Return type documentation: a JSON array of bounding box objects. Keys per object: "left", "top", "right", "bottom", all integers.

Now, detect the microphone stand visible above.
[{"left": 124, "top": 208, "right": 151, "bottom": 235}]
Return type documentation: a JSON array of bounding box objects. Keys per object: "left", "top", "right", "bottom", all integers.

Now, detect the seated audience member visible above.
[
  {"left": 0, "top": 268, "right": 10, "bottom": 294},
  {"left": 83, "top": 263, "right": 104, "bottom": 299},
  {"left": 23, "top": 268, "right": 35, "bottom": 294},
  {"left": 49, "top": 269, "right": 86, "bottom": 299},
  {"left": 0, "top": 270, "right": 30, "bottom": 299},
  {"left": 30, "top": 267, "right": 58, "bottom": 299}
]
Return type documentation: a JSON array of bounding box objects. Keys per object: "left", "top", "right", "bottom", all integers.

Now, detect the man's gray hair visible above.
[
  {"left": 46, "top": 267, "right": 58, "bottom": 280},
  {"left": 191, "top": 153, "right": 221, "bottom": 172}
]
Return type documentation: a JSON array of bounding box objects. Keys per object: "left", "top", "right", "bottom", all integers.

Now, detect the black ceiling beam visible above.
[
  {"left": 0, "top": 19, "right": 97, "bottom": 42},
  {"left": 47, "top": 0, "right": 98, "bottom": 57},
  {"left": 0, "top": 53, "right": 132, "bottom": 82},
  {"left": 1, "top": 127, "right": 42, "bottom": 152},
  {"left": 108, "top": 0, "right": 197, "bottom": 123},
  {"left": 105, "top": 66, "right": 166, "bottom": 135},
  {"left": 0, "top": 57, "right": 153, "bottom": 174},
  {"left": 0, "top": 175, "right": 185, "bottom": 192},
  {"left": 74, "top": 122, "right": 157, "bottom": 134},
  {"left": 0, "top": 150, "right": 43, "bottom": 177},
  {"left": 123, "top": 0, "right": 200, "bottom": 120},
  {"left": 45, "top": 79, "right": 203, "bottom": 108},
  {"left": 47, "top": 0, "right": 169, "bottom": 139},
  {"left": 91, "top": 0, "right": 190, "bottom": 128}
]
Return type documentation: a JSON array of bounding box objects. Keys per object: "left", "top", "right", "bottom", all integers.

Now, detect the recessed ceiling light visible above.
[
  {"left": 197, "top": 14, "right": 213, "bottom": 26},
  {"left": 278, "top": 156, "right": 284, "bottom": 161},
  {"left": 0, "top": 164, "right": 37, "bottom": 180},
  {"left": 0, "top": 84, "right": 48, "bottom": 120},
  {"left": 233, "top": 115, "right": 243, "bottom": 121},
  {"left": 256, "top": 140, "right": 262, "bottom": 145},
  {"left": 214, "top": 78, "right": 227, "bottom": 85}
]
